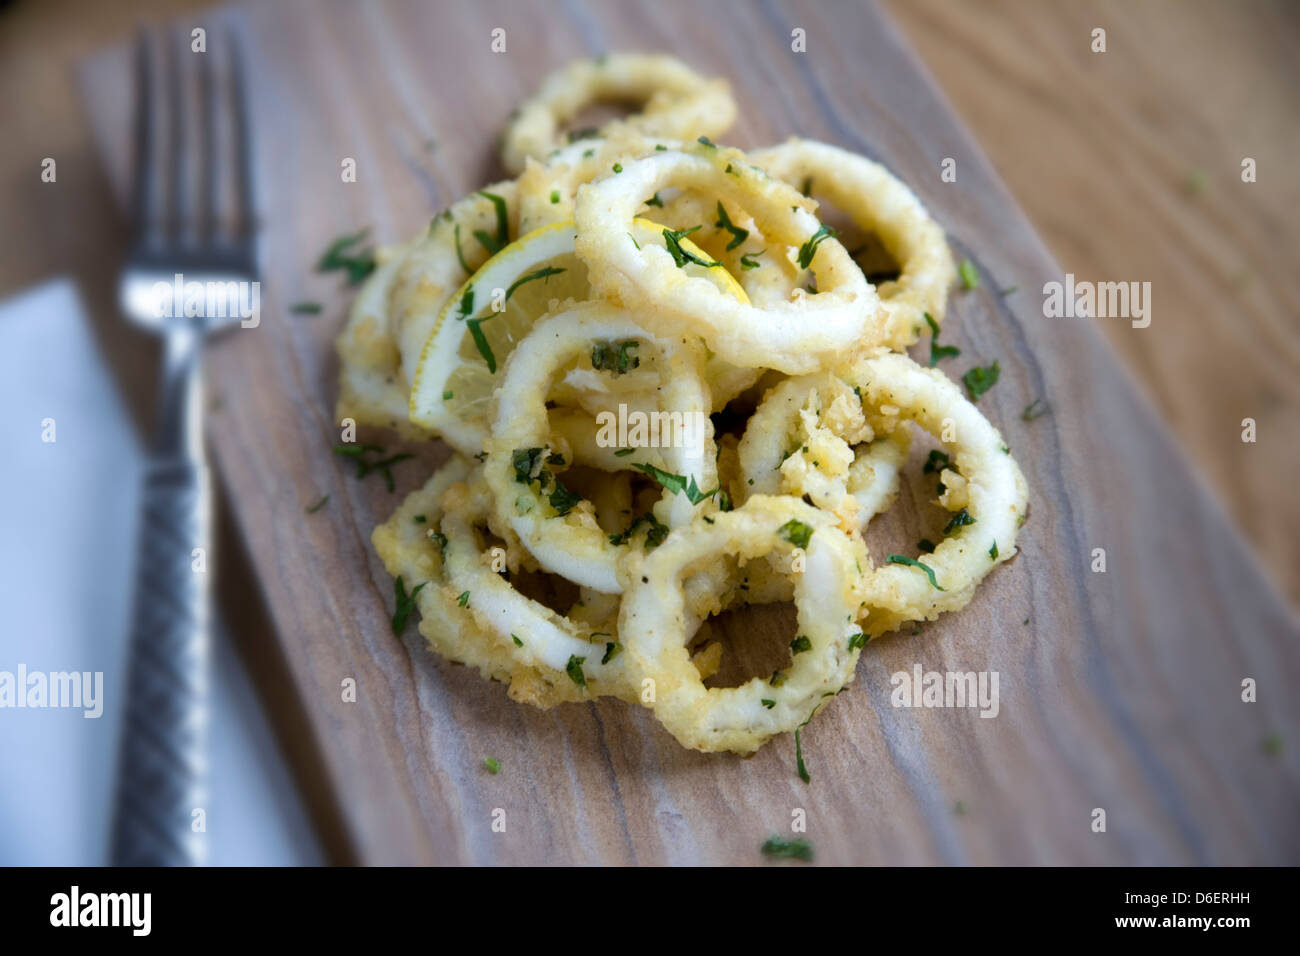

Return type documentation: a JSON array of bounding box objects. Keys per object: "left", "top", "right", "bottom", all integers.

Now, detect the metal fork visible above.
[{"left": 110, "top": 28, "right": 259, "bottom": 867}]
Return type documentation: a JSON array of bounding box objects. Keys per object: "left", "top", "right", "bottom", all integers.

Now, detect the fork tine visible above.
[
  {"left": 129, "top": 32, "right": 159, "bottom": 246},
  {"left": 164, "top": 29, "right": 190, "bottom": 242},
  {"left": 197, "top": 26, "right": 218, "bottom": 243},
  {"left": 227, "top": 28, "right": 258, "bottom": 247}
]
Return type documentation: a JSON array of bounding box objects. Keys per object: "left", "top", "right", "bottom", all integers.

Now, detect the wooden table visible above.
[{"left": 7, "top": 0, "right": 1299, "bottom": 865}]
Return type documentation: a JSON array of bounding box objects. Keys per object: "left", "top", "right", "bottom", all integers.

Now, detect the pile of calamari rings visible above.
[{"left": 338, "top": 53, "right": 1029, "bottom": 755}]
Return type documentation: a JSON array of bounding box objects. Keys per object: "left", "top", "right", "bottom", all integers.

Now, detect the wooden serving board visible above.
[{"left": 79, "top": 0, "right": 1299, "bottom": 865}]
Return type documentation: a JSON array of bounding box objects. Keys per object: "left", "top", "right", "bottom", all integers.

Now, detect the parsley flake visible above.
[
  {"left": 391, "top": 576, "right": 427, "bottom": 634},
  {"left": 887, "top": 554, "right": 944, "bottom": 590},
  {"left": 962, "top": 361, "right": 1001, "bottom": 401},
  {"left": 778, "top": 518, "right": 813, "bottom": 549}
]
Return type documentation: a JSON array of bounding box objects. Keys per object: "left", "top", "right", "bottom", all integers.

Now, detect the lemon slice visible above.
[{"left": 409, "top": 217, "right": 747, "bottom": 453}]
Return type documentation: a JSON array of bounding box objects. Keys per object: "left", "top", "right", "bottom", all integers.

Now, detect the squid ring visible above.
[
  {"left": 849, "top": 353, "right": 1029, "bottom": 632},
  {"left": 751, "top": 139, "right": 956, "bottom": 350},
  {"left": 574, "top": 144, "right": 880, "bottom": 373},
  {"left": 501, "top": 53, "right": 737, "bottom": 175},
  {"left": 484, "top": 301, "right": 717, "bottom": 593},
  {"left": 618, "top": 495, "right": 869, "bottom": 754},
  {"left": 438, "top": 474, "right": 639, "bottom": 702},
  {"left": 372, "top": 455, "right": 593, "bottom": 708},
  {"left": 738, "top": 371, "right": 911, "bottom": 533}
]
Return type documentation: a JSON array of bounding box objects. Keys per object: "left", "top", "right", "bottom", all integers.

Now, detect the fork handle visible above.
[{"left": 110, "top": 331, "right": 210, "bottom": 866}]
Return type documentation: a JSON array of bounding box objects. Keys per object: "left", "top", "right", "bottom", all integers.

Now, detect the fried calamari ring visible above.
[
  {"left": 335, "top": 241, "right": 427, "bottom": 437},
  {"left": 501, "top": 54, "right": 737, "bottom": 175},
  {"left": 574, "top": 143, "right": 880, "bottom": 373},
  {"left": 438, "top": 475, "right": 638, "bottom": 702},
  {"left": 848, "top": 353, "right": 1029, "bottom": 632},
  {"left": 484, "top": 302, "right": 717, "bottom": 593},
  {"left": 738, "top": 371, "right": 911, "bottom": 533},
  {"left": 519, "top": 151, "right": 765, "bottom": 407},
  {"left": 618, "top": 496, "right": 869, "bottom": 754},
  {"left": 517, "top": 129, "right": 664, "bottom": 233},
  {"left": 751, "top": 139, "right": 956, "bottom": 350},
  {"left": 372, "top": 456, "right": 586, "bottom": 708}
]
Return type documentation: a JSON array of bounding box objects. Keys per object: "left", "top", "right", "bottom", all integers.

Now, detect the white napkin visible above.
[{"left": 0, "top": 278, "right": 322, "bottom": 865}]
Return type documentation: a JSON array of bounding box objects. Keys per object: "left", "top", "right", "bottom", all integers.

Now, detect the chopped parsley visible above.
[
  {"left": 740, "top": 250, "right": 764, "bottom": 270},
  {"left": 958, "top": 258, "right": 979, "bottom": 290},
  {"left": 566, "top": 655, "right": 587, "bottom": 688},
  {"left": 547, "top": 479, "right": 582, "bottom": 516},
  {"left": 1022, "top": 398, "right": 1050, "bottom": 421},
  {"left": 608, "top": 511, "right": 670, "bottom": 549},
  {"left": 714, "top": 201, "right": 749, "bottom": 251},
  {"left": 290, "top": 301, "right": 323, "bottom": 315},
  {"left": 391, "top": 576, "right": 426, "bottom": 634},
  {"left": 696, "top": 136, "right": 717, "bottom": 149},
  {"left": 550, "top": 189, "right": 561, "bottom": 204},
  {"left": 761, "top": 699, "right": 776, "bottom": 709},
  {"left": 917, "top": 538, "right": 936, "bottom": 553},
  {"left": 305, "top": 494, "right": 329, "bottom": 514},
  {"left": 943, "top": 508, "right": 975, "bottom": 535},
  {"left": 428, "top": 530, "right": 448, "bottom": 554},
  {"left": 465, "top": 315, "right": 497, "bottom": 372},
  {"left": 333, "top": 443, "right": 412, "bottom": 492},
  {"left": 794, "top": 710, "right": 820, "bottom": 783},
  {"left": 962, "top": 361, "right": 1001, "bottom": 401},
  {"left": 989, "top": 541, "right": 999, "bottom": 560},
  {"left": 797, "top": 224, "right": 836, "bottom": 270},
  {"left": 800, "top": 175, "right": 814, "bottom": 197},
  {"left": 442, "top": 390, "right": 453, "bottom": 401},
  {"left": 316, "top": 228, "right": 376, "bottom": 285},
  {"left": 457, "top": 285, "right": 475, "bottom": 319},
  {"left": 505, "top": 266, "right": 566, "bottom": 300},
  {"left": 613, "top": 447, "right": 635, "bottom": 457},
  {"left": 790, "top": 635, "right": 812, "bottom": 655},
  {"left": 457, "top": 590, "right": 469, "bottom": 607},
  {"left": 924, "top": 311, "right": 960, "bottom": 367},
  {"left": 612, "top": 162, "right": 623, "bottom": 173},
  {"left": 663, "top": 225, "right": 721, "bottom": 269},
  {"left": 644, "top": 191, "right": 664, "bottom": 208},
  {"left": 591, "top": 340, "right": 641, "bottom": 375},
  {"left": 484, "top": 757, "right": 501, "bottom": 774},
  {"left": 778, "top": 518, "right": 813, "bottom": 549},
  {"left": 512, "top": 634, "right": 524, "bottom": 647},
  {"left": 512, "top": 447, "right": 544, "bottom": 484},
  {"left": 632, "top": 463, "right": 716, "bottom": 504},
  {"left": 848, "top": 632, "right": 869, "bottom": 651},
  {"left": 887, "top": 554, "right": 944, "bottom": 590},
  {"left": 474, "top": 190, "right": 509, "bottom": 255},
  {"left": 601, "top": 642, "right": 622, "bottom": 665},
  {"left": 761, "top": 836, "right": 813, "bottom": 862}
]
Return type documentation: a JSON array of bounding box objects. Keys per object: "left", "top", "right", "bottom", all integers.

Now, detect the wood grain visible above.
[
  {"left": 882, "top": 0, "right": 1300, "bottom": 605},
  {"left": 76, "top": 0, "right": 1299, "bottom": 865}
]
